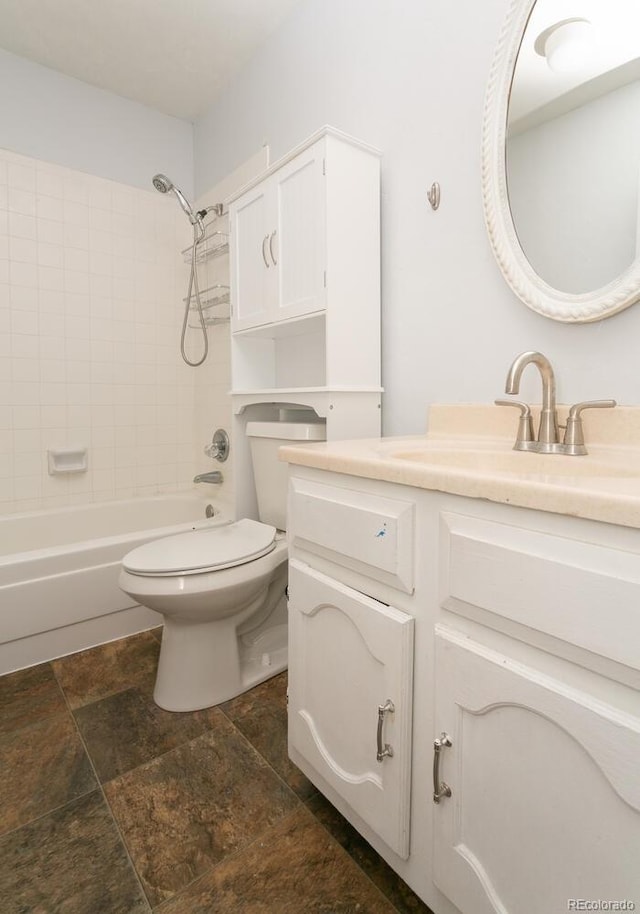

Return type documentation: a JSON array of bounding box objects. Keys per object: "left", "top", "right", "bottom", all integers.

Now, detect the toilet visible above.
[{"left": 119, "top": 420, "right": 326, "bottom": 711}]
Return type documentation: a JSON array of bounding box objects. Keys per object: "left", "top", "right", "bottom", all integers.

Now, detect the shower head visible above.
[
  {"left": 152, "top": 173, "right": 200, "bottom": 227},
  {"left": 152, "top": 173, "right": 173, "bottom": 194}
]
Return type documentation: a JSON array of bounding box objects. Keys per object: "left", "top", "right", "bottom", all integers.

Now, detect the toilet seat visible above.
[{"left": 122, "top": 518, "right": 277, "bottom": 577}]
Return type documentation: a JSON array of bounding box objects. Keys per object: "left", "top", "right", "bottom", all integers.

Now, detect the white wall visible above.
[
  {"left": 195, "top": 0, "right": 640, "bottom": 436},
  {"left": 0, "top": 48, "right": 193, "bottom": 198}
]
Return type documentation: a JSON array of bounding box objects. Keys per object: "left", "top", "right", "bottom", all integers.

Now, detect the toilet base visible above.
[{"left": 153, "top": 585, "right": 288, "bottom": 712}]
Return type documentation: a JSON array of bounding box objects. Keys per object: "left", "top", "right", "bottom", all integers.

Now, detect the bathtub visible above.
[{"left": 0, "top": 493, "right": 228, "bottom": 675}]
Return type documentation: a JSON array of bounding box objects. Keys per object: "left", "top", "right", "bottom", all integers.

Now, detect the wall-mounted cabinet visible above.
[
  {"left": 228, "top": 127, "right": 381, "bottom": 396},
  {"left": 230, "top": 142, "right": 326, "bottom": 332}
]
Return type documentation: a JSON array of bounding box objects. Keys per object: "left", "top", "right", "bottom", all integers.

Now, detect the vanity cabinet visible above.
[{"left": 285, "top": 463, "right": 640, "bottom": 914}]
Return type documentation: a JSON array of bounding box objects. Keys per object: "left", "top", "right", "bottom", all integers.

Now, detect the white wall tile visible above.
[
  {"left": 38, "top": 242, "right": 65, "bottom": 269},
  {"left": 10, "top": 286, "right": 38, "bottom": 311},
  {"left": 8, "top": 188, "right": 36, "bottom": 216},
  {"left": 37, "top": 195, "right": 64, "bottom": 222},
  {"left": 37, "top": 170, "right": 64, "bottom": 199},
  {"left": 1, "top": 148, "right": 222, "bottom": 515},
  {"left": 9, "top": 213, "right": 37, "bottom": 240}
]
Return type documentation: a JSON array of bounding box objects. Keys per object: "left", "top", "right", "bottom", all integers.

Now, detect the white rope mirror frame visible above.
[{"left": 482, "top": 0, "right": 640, "bottom": 322}]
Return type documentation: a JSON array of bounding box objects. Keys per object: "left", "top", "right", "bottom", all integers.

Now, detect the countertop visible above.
[{"left": 279, "top": 405, "right": 640, "bottom": 530}]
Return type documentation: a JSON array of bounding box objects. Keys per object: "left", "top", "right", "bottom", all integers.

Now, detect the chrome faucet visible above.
[
  {"left": 193, "top": 471, "right": 223, "bottom": 484},
  {"left": 496, "top": 350, "right": 616, "bottom": 455}
]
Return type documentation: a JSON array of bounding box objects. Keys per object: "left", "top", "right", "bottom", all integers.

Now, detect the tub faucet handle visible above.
[{"left": 204, "top": 428, "right": 229, "bottom": 462}]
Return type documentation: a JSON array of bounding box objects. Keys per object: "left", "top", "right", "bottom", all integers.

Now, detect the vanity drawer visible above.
[
  {"left": 440, "top": 511, "right": 640, "bottom": 673},
  {"left": 288, "top": 477, "right": 414, "bottom": 593}
]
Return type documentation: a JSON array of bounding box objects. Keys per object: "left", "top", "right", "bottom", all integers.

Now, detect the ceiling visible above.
[
  {"left": 510, "top": 0, "right": 640, "bottom": 130},
  {"left": 0, "top": 0, "right": 302, "bottom": 121}
]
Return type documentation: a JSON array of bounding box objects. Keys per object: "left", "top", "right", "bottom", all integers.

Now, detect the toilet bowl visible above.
[
  {"left": 119, "top": 419, "right": 325, "bottom": 712},
  {"left": 119, "top": 519, "right": 289, "bottom": 711}
]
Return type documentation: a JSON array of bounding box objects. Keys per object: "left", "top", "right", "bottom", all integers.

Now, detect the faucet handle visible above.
[
  {"left": 203, "top": 428, "right": 230, "bottom": 462},
  {"left": 562, "top": 399, "right": 617, "bottom": 452},
  {"left": 495, "top": 399, "right": 536, "bottom": 449}
]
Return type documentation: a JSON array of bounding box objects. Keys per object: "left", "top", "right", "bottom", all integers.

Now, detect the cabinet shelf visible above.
[{"left": 232, "top": 311, "right": 325, "bottom": 340}]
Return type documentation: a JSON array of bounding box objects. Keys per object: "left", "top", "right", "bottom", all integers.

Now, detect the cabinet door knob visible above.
[
  {"left": 261, "top": 234, "right": 270, "bottom": 268},
  {"left": 433, "top": 732, "right": 452, "bottom": 803},
  {"left": 376, "top": 699, "right": 395, "bottom": 762}
]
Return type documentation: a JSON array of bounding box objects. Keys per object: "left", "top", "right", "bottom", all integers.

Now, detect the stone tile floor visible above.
[{"left": 0, "top": 629, "right": 433, "bottom": 913}]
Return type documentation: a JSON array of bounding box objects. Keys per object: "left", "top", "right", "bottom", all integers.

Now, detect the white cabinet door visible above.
[
  {"left": 433, "top": 626, "right": 640, "bottom": 914},
  {"left": 288, "top": 559, "right": 414, "bottom": 858},
  {"left": 272, "top": 142, "right": 326, "bottom": 323},
  {"left": 230, "top": 142, "right": 326, "bottom": 332},
  {"left": 230, "top": 183, "right": 272, "bottom": 331}
]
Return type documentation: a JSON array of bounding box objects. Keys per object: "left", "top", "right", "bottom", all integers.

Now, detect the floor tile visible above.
[
  {"left": 158, "top": 804, "right": 397, "bottom": 913},
  {"left": 104, "top": 716, "right": 300, "bottom": 907},
  {"left": 74, "top": 686, "right": 224, "bottom": 782},
  {"left": 307, "top": 793, "right": 433, "bottom": 914},
  {"left": 52, "top": 629, "right": 160, "bottom": 709},
  {"left": 0, "top": 790, "right": 150, "bottom": 914},
  {"left": 0, "top": 712, "right": 97, "bottom": 835},
  {"left": 0, "top": 662, "right": 67, "bottom": 737},
  {"left": 222, "top": 672, "right": 316, "bottom": 800}
]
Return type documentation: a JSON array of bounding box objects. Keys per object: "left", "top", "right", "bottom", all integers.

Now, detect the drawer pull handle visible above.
[
  {"left": 269, "top": 230, "right": 277, "bottom": 265},
  {"left": 376, "top": 699, "right": 395, "bottom": 762},
  {"left": 261, "top": 235, "right": 270, "bottom": 268},
  {"left": 433, "top": 732, "right": 452, "bottom": 803}
]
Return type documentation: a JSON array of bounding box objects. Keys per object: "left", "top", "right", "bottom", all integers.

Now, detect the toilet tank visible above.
[{"left": 246, "top": 420, "right": 326, "bottom": 530}]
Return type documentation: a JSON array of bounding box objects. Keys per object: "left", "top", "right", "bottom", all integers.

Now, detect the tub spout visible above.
[{"left": 193, "top": 471, "right": 223, "bottom": 484}]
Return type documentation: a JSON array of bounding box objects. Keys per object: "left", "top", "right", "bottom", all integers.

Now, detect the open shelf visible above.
[
  {"left": 232, "top": 311, "right": 325, "bottom": 340},
  {"left": 232, "top": 314, "right": 326, "bottom": 390}
]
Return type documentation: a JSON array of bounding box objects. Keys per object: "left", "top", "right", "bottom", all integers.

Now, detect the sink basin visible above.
[{"left": 389, "top": 447, "right": 637, "bottom": 479}]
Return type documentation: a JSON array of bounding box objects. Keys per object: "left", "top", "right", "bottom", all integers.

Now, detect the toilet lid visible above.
[{"left": 122, "top": 519, "right": 277, "bottom": 576}]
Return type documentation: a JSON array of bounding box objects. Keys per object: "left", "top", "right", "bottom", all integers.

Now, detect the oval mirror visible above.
[{"left": 483, "top": 0, "right": 640, "bottom": 321}]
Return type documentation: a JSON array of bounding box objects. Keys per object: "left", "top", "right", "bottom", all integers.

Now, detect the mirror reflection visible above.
[{"left": 506, "top": 0, "right": 640, "bottom": 295}]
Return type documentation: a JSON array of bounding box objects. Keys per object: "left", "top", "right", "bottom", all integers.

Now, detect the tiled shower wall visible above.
[{"left": 0, "top": 147, "right": 226, "bottom": 515}]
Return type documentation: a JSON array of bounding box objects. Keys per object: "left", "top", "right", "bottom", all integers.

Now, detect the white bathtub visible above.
[{"left": 0, "top": 493, "right": 228, "bottom": 675}]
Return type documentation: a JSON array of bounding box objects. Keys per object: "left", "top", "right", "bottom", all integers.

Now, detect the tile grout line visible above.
[{"left": 50, "top": 658, "right": 155, "bottom": 913}]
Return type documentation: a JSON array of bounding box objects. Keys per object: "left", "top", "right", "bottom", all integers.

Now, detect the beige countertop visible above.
[{"left": 280, "top": 405, "right": 640, "bottom": 530}]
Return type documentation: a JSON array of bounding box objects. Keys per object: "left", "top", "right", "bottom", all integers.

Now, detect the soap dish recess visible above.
[{"left": 47, "top": 448, "right": 88, "bottom": 475}]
